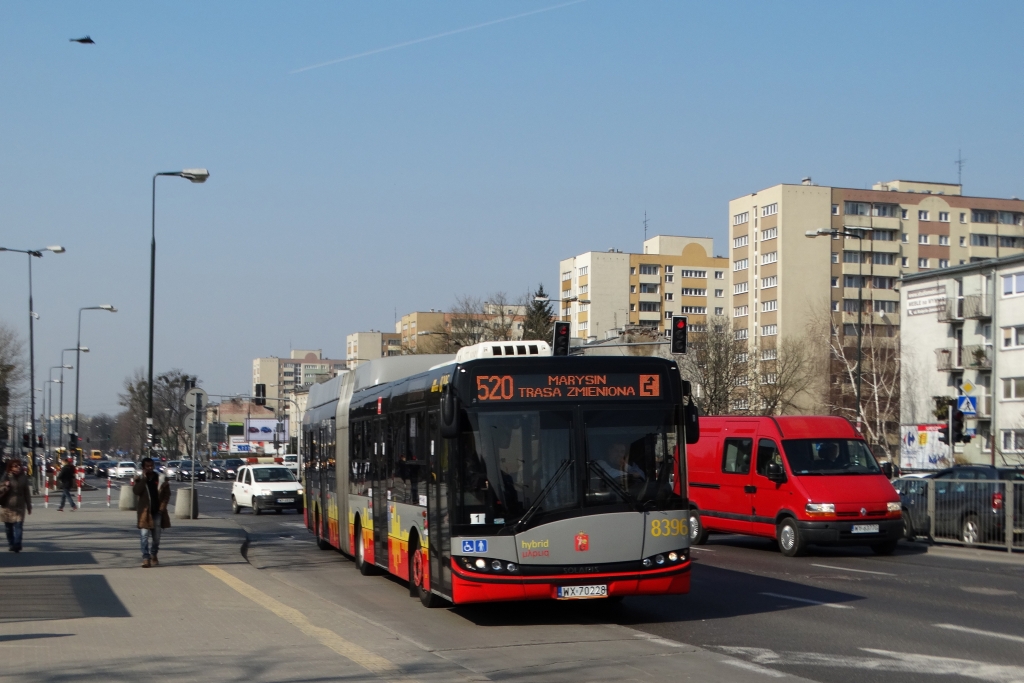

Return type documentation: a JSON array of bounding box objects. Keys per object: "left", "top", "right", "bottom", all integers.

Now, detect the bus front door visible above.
[{"left": 426, "top": 410, "right": 452, "bottom": 595}]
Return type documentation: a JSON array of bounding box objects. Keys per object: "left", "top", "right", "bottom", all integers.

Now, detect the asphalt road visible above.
[{"left": 182, "top": 479, "right": 1024, "bottom": 683}]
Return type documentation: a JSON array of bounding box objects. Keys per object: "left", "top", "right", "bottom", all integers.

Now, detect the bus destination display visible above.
[{"left": 474, "top": 372, "right": 663, "bottom": 402}]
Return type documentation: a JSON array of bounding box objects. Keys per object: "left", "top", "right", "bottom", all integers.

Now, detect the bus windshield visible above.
[
  {"left": 584, "top": 409, "right": 678, "bottom": 508},
  {"left": 461, "top": 410, "right": 575, "bottom": 528},
  {"left": 781, "top": 439, "right": 880, "bottom": 475}
]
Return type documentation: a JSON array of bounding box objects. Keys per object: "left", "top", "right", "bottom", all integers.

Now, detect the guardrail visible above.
[{"left": 903, "top": 479, "right": 1023, "bottom": 551}]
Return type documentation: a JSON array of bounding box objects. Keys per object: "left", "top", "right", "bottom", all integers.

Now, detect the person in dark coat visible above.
[
  {"left": 57, "top": 457, "right": 77, "bottom": 511},
  {"left": 132, "top": 457, "right": 171, "bottom": 568},
  {"left": 1, "top": 459, "right": 33, "bottom": 552}
]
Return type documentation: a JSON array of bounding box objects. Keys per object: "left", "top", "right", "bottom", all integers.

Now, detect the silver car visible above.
[{"left": 113, "top": 461, "right": 137, "bottom": 479}]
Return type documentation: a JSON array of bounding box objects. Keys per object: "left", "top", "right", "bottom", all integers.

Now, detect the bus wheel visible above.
[
  {"left": 315, "top": 512, "right": 332, "bottom": 550},
  {"left": 410, "top": 537, "right": 442, "bottom": 608},
  {"left": 355, "top": 518, "right": 375, "bottom": 575},
  {"left": 689, "top": 509, "right": 709, "bottom": 545}
]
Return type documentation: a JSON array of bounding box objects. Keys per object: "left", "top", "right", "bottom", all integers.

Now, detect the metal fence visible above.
[{"left": 902, "top": 479, "right": 1023, "bottom": 551}]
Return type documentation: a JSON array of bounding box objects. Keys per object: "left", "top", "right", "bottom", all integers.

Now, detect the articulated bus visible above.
[{"left": 303, "top": 341, "right": 695, "bottom": 606}]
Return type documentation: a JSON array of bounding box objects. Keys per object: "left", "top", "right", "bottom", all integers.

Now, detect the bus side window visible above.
[{"left": 408, "top": 413, "right": 423, "bottom": 504}]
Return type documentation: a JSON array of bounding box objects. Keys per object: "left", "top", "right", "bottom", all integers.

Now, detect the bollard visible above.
[
  {"left": 107, "top": 477, "right": 111, "bottom": 507},
  {"left": 174, "top": 488, "right": 199, "bottom": 519},
  {"left": 44, "top": 478, "right": 49, "bottom": 509},
  {"left": 118, "top": 484, "right": 138, "bottom": 511}
]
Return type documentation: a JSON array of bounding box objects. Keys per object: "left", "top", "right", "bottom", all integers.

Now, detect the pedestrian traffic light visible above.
[
  {"left": 22, "top": 433, "right": 30, "bottom": 448},
  {"left": 255, "top": 383, "right": 266, "bottom": 406},
  {"left": 552, "top": 321, "right": 571, "bottom": 356},
  {"left": 670, "top": 315, "right": 688, "bottom": 354},
  {"left": 952, "top": 409, "right": 966, "bottom": 443},
  {"left": 36, "top": 435, "right": 45, "bottom": 448}
]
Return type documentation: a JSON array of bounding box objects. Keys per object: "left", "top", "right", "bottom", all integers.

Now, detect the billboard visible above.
[
  {"left": 900, "top": 424, "right": 952, "bottom": 470},
  {"left": 245, "top": 418, "right": 288, "bottom": 443},
  {"left": 229, "top": 436, "right": 251, "bottom": 454}
]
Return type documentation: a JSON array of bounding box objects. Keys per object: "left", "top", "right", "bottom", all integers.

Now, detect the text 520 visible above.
[{"left": 477, "top": 375, "right": 514, "bottom": 401}]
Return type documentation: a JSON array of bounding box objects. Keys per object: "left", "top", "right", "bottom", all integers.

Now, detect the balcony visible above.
[
  {"left": 935, "top": 347, "right": 962, "bottom": 372},
  {"left": 938, "top": 297, "right": 963, "bottom": 322},
  {"left": 963, "top": 294, "right": 991, "bottom": 319},
  {"left": 963, "top": 345, "right": 992, "bottom": 369}
]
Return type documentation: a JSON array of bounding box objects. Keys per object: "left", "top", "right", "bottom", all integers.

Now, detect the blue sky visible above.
[{"left": 2, "top": 1, "right": 1023, "bottom": 415}]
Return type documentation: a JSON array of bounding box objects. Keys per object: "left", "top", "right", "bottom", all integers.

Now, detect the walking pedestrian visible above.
[
  {"left": 132, "top": 457, "right": 170, "bottom": 568},
  {"left": 57, "top": 457, "right": 77, "bottom": 511},
  {"left": 1, "top": 459, "right": 32, "bottom": 553}
]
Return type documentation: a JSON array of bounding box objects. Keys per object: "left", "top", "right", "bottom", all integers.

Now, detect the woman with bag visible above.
[{"left": 1, "top": 459, "right": 33, "bottom": 552}]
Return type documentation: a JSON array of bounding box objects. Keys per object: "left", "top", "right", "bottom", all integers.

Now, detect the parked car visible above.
[
  {"left": 231, "top": 465, "right": 303, "bottom": 515},
  {"left": 687, "top": 416, "right": 902, "bottom": 556},
  {"left": 895, "top": 466, "right": 1024, "bottom": 544},
  {"left": 222, "top": 458, "right": 245, "bottom": 480},
  {"left": 175, "top": 460, "right": 207, "bottom": 482},
  {"left": 113, "top": 461, "right": 137, "bottom": 479}
]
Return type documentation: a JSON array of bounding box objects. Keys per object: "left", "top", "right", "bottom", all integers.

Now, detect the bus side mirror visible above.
[
  {"left": 767, "top": 462, "right": 786, "bottom": 483},
  {"left": 683, "top": 399, "right": 700, "bottom": 445},
  {"left": 440, "top": 384, "right": 460, "bottom": 439}
]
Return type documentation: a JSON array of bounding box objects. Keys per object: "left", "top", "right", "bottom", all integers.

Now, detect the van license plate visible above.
[
  {"left": 557, "top": 585, "right": 608, "bottom": 599},
  {"left": 851, "top": 524, "right": 879, "bottom": 534},
  {"left": 277, "top": 498, "right": 295, "bottom": 504}
]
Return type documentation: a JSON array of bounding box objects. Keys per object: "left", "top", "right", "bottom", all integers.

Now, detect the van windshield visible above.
[{"left": 781, "top": 439, "right": 881, "bottom": 475}]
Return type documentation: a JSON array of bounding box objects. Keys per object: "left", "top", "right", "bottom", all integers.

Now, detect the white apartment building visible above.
[
  {"left": 346, "top": 331, "right": 402, "bottom": 368},
  {"left": 252, "top": 350, "right": 347, "bottom": 419}
]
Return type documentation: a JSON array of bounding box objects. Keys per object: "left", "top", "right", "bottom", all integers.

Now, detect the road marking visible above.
[
  {"left": 719, "top": 659, "right": 787, "bottom": 678},
  {"left": 934, "top": 623, "right": 1024, "bottom": 645},
  {"left": 810, "top": 563, "right": 895, "bottom": 576},
  {"left": 201, "top": 565, "right": 418, "bottom": 681},
  {"left": 759, "top": 592, "right": 853, "bottom": 609}
]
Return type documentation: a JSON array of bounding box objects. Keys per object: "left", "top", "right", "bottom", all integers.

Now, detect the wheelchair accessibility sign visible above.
[{"left": 461, "top": 540, "right": 488, "bottom": 554}]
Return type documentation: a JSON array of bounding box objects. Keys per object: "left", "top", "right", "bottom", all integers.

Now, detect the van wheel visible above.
[
  {"left": 355, "top": 518, "right": 375, "bottom": 575},
  {"left": 689, "top": 509, "right": 709, "bottom": 545},
  {"left": 871, "top": 540, "right": 898, "bottom": 555},
  {"left": 777, "top": 518, "right": 806, "bottom": 557},
  {"left": 231, "top": 496, "right": 240, "bottom": 515},
  {"left": 961, "top": 514, "right": 980, "bottom": 545}
]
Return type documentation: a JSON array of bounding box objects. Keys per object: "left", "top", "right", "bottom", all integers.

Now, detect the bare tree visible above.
[
  {"left": 677, "top": 316, "right": 745, "bottom": 415},
  {"left": 0, "top": 320, "right": 26, "bottom": 445},
  {"left": 746, "top": 336, "right": 812, "bottom": 416},
  {"left": 117, "top": 369, "right": 149, "bottom": 458},
  {"left": 117, "top": 368, "right": 202, "bottom": 458},
  {"left": 484, "top": 292, "right": 516, "bottom": 341}
]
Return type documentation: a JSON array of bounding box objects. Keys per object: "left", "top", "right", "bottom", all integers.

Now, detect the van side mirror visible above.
[
  {"left": 881, "top": 462, "right": 894, "bottom": 479},
  {"left": 766, "top": 462, "right": 786, "bottom": 483},
  {"left": 683, "top": 399, "right": 700, "bottom": 445},
  {"left": 440, "top": 384, "right": 460, "bottom": 439}
]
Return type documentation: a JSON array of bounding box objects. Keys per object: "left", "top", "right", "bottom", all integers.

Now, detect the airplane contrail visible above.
[{"left": 291, "top": 0, "right": 588, "bottom": 74}]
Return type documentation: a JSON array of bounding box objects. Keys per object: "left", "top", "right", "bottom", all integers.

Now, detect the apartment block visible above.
[
  {"left": 251, "top": 350, "right": 347, "bottom": 418},
  {"left": 727, "top": 178, "right": 1024, "bottom": 348},
  {"left": 558, "top": 236, "right": 727, "bottom": 339},
  {"left": 396, "top": 311, "right": 447, "bottom": 353},
  {"left": 900, "top": 254, "right": 1024, "bottom": 466},
  {"left": 346, "top": 331, "right": 402, "bottom": 368}
]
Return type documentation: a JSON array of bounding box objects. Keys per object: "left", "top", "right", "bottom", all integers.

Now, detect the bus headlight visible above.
[
  {"left": 491, "top": 560, "right": 503, "bottom": 571},
  {"left": 506, "top": 563, "right": 518, "bottom": 573},
  {"left": 668, "top": 552, "right": 678, "bottom": 562},
  {"left": 474, "top": 558, "right": 487, "bottom": 570}
]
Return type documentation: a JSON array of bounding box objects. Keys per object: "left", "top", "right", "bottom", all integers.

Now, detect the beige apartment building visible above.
[
  {"left": 345, "top": 331, "right": 402, "bottom": 368},
  {"left": 558, "top": 236, "right": 728, "bottom": 339},
  {"left": 251, "top": 350, "right": 347, "bottom": 419},
  {"left": 396, "top": 311, "right": 447, "bottom": 353},
  {"left": 727, "top": 178, "right": 1024, "bottom": 350}
]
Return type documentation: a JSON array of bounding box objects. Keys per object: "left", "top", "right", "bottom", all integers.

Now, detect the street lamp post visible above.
[
  {"left": 74, "top": 306, "right": 116, "bottom": 463},
  {"left": 148, "top": 169, "right": 209, "bottom": 455},
  {"left": 806, "top": 227, "right": 869, "bottom": 425},
  {"left": 60, "top": 348, "right": 84, "bottom": 450},
  {"left": 0, "top": 245, "right": 65, "bottom": 489},
  {"left": 48, "top": 364, "right": 70, "bottom": 458}
]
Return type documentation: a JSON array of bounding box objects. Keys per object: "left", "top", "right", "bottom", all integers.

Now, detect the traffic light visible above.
[
  {"left": 22, "top": 433, "right": 30, "bottom": 448},
  {"left": 69, "top": 432, "right": 78, "bottom": 450},
  {"left": 670, "top": 315, "right": 688, "bottom": 354},
  {"left": 36, "top": 435, "right": 45, "bottom": 449},
  {"left": 937, "top": 426, "right": 950, "bottom": 445},
  {"left": 952, "top": 409, "right": 967, "bottom": 443},
  {"left": 255, "top": 383, "right": 267, "bottom": 406},
  {"left": 552, "top": 321, "right": 571, "bottom": 356}
]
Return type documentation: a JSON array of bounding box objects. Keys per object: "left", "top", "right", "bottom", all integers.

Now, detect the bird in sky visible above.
[{"left": 70, "top": 36, "right": 95, "bottom": 44}]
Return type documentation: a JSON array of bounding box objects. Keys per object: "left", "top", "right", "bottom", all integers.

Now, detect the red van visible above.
[{"left": 686, "top": 416, "right": 901, "bottom": 556}]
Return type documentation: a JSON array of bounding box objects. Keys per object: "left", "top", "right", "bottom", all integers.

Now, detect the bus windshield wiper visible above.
[
  {"left": 513, "top": 458, "right": 572, "bottom": 533},
  {"left": 588, "top": 461, "right": 639, "bottom": 511}
]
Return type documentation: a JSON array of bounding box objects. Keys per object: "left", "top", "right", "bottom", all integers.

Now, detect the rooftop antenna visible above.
[
  {"left": 955, "top": 149, "right": 967, "bottom": 187},
  {"left": 643, "top": 210, "right": 648, "bottom": 241}
]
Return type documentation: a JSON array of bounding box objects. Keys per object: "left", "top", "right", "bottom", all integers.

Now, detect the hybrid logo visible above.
[{"left": 521, "top": 539, "right": 550, "bottom": 558}]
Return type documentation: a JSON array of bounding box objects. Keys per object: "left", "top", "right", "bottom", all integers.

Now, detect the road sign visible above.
[
  {"left": 184, "top": 412, "right": 206, "bottom": 434},
  {"left": 957, "top": 395, "right": 977, "bottom": 416},
  {"left": 184, "top": 387, "right": 208, "bottom": 410},
  {"left": 961, "top": 381, "right": 975, "bottom": 394}
]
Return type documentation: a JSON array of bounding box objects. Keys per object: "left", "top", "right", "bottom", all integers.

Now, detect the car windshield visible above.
[
  {"left": 119, "top": 462, "right": 134, "bottom": 467},
  {"left": 252, "top": 468, "right": 295, "bottom": 482},
  {"left": 781, "top": 439, "right": 881, "bottom": 475},
  {"left": 583, "top": 409, "right": 679, "bottom": 508},
  {"left": 461, "top": 410, "right": 575, "bottom": 528}
]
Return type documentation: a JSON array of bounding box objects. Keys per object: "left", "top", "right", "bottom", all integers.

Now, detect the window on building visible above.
[
  {"left": 629, "top": 267, "right": 636, "bottom": 275},
  {"left": 714, "top": 289, "right": 724, "bottom": 297},
  {"left": 939, "top": 212, "right": 950, "bottom": 222},
  {"left": 680, "top": 269, "right": 707, "bottom": 278},
  {"left": 578, "top": 266, "right": 588, "bottom": 276},
  {"left": 1001, "top": 430, "right": 1024, "bottom": 452},
  {"left": 872, "top": 276, "right": 895, "bottom": 289},
  {"left": 762, "top": 300, "right": 777, "bottom": 312},
  {"left": 762, "top": 324, "right": 778, "bottom": 336},
  {"left": 761, "top": 373, "right": 778, "bottom": 385},
  {"left": 873, "top": 300, "right": 898, "bottom": 313},
  {"left": 843, "top": 299, "right": 861, "bottom": 313},
  {"left": 1003, "top": 326, "right": 1024, "bottom": 347},
  {"left": 629, "top": 303, "right": 636, "bottom": 311},
  {"left": 973, "top": 210, "right": 996, "bottom": 223},
  {"left": 918, "top": 210, "right": 929, "bottom": 221},
  {"left": 1002, "top": 377, "right": 1024, "bottom": 399},
  {"left": 578, "top": 321, "right": 588, "bottom": 330},
  {"left": 1000, "top": 212, "right": 1024, "bottom": 225},
  {"left": 844, "top": 275, "right": 866, "bottom": 288},
  {"left": 843, "top": 324, "right": 860, "bottom": 335},
  {"left": 845, "top": 202, "right": 869, "bottom": 216},
  {"left": 761, "top": 348, "right": 777, "bottom": 360},
  {"left": 1000, "top": 236, "right": 1022, "bottom": 248},
  {"left": 735, "top": 352, "right": 748, "bottom": 364},
  {"left": 714, "top": 271, "right": 724, "bottom": 280},
  {"left": 664, "top": 293, "right": 674, "bottom": 301},
  {"left": 629, "top": 285, "right": 636, "bottom": 293},
  {"left": 734, "top": 259, "right": 749, "bottom": 271},
  {"left": 901, "top": 209, "right": 909, "bottom": 219},
  {"left": 960, "top": 236, "right": 966, "bottom": 247},
  {"left": 918, "top": 258, "right": 929, "bottom": 268},
  {"left": 734, "top": 281, "right": 749, "bottom": 294},
  {"left": 872, "top": 229, "right": 895, "bottom": 241},
  {"left": 664, "top": 311, "right": 674, "bottom": 319},
  {"left": 938, "top": 259, "right": 950, "bottom": 268},
  {"left": 579, "top": 284, "right": 589, "bottom": 294},
  {"left": 761, "top": 203, "right": 778, "bottom": 217},
  {"left": 664, "top": 274, "right": 674, "bottom": 282},
  {"left": 872, "top": 253, "right": 895, "bottom": 265},
  {"left": 1002, "top": 273, "right": 1024, "bottom": 296},
  {"left": 734, "top": 305, "right": 748, "bottom": 317},
  {"left": 958, "top": 212, "right": 966, "bottom": 223},
  {"left": 842, "top": 251, "right": 862, "bottom": 263},
  {"left": 714, "top": 307, "right": 724, "bottom": 315},
  {"left": 873, "top": 204, "right": 898, "bottom": 217},
  {"left": 639, "top": 283, "right": 660, "bottom": 294},
  {"left": 733, "top": 212, "right": 750, "bottom": 225},
  {"left": 831, "top": 277, "right": 839, "bottom": 288},
  {"left": 938, "top": 235, "right": 950, "bottom": 245},
  {"left": 665, "top": 265, "right": 674, "bottom": 273},
  {"left": 918, "top": 234, "right": 929, "bottom": 244},
  {"left": 901, "top": 232, "right": 909, "bottom": 243},
  {"left": 561, "top": 271, "right": 572, "bottom": 281},
  {"left": 639, "top": 301, "right": 660, "bottom": 312},
  {"left": 639, "top": 264, "right": 659, "bottom": 275},
  {"left": 761, "top": 251, "right": 777, "bottom": 265},
  {"left": 733, "top": 235, "right": 749, "bottom": 248},
  {"left": 901, "top": 257, "right": 909, "bottom": 267},
  {"left": 762, "top": 276, "right": 777, "bottom": 289},
  {"left": 681, "top": 288, "right": 706, "bottom": 296},
  {"left": 831, "top": 300, "right": 839, "bottom": 311},
  {"left": 971, "top": 234, "right": 993, "bottom": 247},
  {"left": 734, "top": 328, "right": 748, "bottom": 340},
  {"left": 761, "top": 227, "right": 777, "bottom": 241},
  {"left": 681, "top": 306, "right": 707, "bottom": 314}
]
